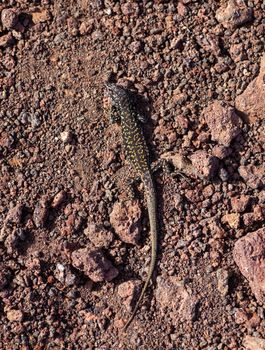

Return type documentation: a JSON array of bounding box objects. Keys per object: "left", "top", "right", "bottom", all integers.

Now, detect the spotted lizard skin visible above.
[{"left": 105, "top": 82, "right": 158, "bottom": 330}]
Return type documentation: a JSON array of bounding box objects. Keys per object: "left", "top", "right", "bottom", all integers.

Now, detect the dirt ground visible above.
[{"left": 0, "top": 1, "right": 264, "bottom": 349}]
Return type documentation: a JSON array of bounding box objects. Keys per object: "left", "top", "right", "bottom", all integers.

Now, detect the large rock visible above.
[
  {"left": 1, "top": 8, "right": 18, "bottom": 29},
  {"left": 235, "top": 53, "right": 265, "bottom": 123},
  {"left": 117, "top": 280, "right": 142, "bottom": 311},
  {"left": 233, "top": 227, "right": 265, "bottom": 303},
  {"left": 109, "top": 200, "right": 142, "bottom": 245},
  {"left": 244, "top": 336, "right": 265, "bottom": 350},
  {"left": 230, "top": 195, "right": 250, "bottom": 213},
  {"left": 6, "top": 309, "right": 24, "bottom": 322},
  {"left": 203, "top": 100, "right": 242, "bottom": 146},
  {"left": 71, "top": 248, "right": 118, "bottom": 282},
  {"left": 190, "top": 150, "right": 219, "bottom": 179},
  {"left": 238, "top": 164, "right": 264, "bottom": 189},
  {"left": 33, "top": 196, "right": 49, "bottom": 228},
  {"left": 0, "top": 33, "right": 14, "bottom": 47},
  {"left": 155, "top": 276, "right": 198, "bottom": 323},
  {"left": 84, "top": 223, "right": 113, "bottom": 249},
  {"left": 215, "top": 0, "right": 253, "bottom": 29}
]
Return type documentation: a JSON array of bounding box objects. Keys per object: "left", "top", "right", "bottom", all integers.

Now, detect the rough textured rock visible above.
[
  {"left": 155, "top": 276, "right": 198, "bottom": 323},
  {"left": 216, "top": 268, "right": 231, "bottom": 297},
  {"left": 79, "top": 20, "right": 94, "bottom": 35},
  {"left": 51, "top": 190, "right": 66, "bottom": 208},
  {"left": 161, "top": 151, "right": 218, "bottom": 180},
  {"left": 190, "top": 150, "right": 219, "bottom": 179},
  {"left": 231, "top": 195, "right": 250, "bottom": 213},
  {"left": 221, "top": 213, "right": 240, "bottom": 229},
  {"left": 1, "top": 8, "right": 19, "bottom": 29},
  {"left": 212, "top": 145, "right": 231, "bottom": 159},
  {"left": 4, "top": 228, "right": 26, "bottom": 253},
  {"left": 234, "top": 308, "right": 249, "bottom": 325},
  {"left": 197, "top": 34, "right": 220, "bottom": 56},
  {"left": 117, "top": 280, "right": 142, "bottom": 312},
  {"left": 84, "top": 223, "right": 113, "bottom": 249},
  {"left": 203, "top": 101, "right": 242, "bottom": 146},
  {"left": 215, "top": 0, "right": 253, "bottom": 29},
  {"left": 6, "top": 309, "right": 24, "bottom": 322},
  {"left": 235, "top": 53, "right": 265, "bottom": 123},
  {"left": 6, "top": 203, "right": 24, "bottom": 224},
  {"left": 243, "top": 205, "right": 264, "bottom": 227},
  {"left": 54, "top": 263, "right": 78, "bottom": 286},
  {"left": 238, "top": 164, "right": 264, "bottom": 189},
  {"left": 177, "top": 1, "right": 188, "bottom": 17},
  {"left": 109, "top": 200, "right": 142, "bottom": 245},
  {"left": 60, "top": 130, "right": 73, "bottom": 143},
  {"left": 121, "top": 2, "right": 139, "bottom": 16},
  {"left": 31, "top": 9, "right": 50, "bottom": 24},
  {"left": 244, "top": 336, "right": 265, "bottom": 350},
  {"left": 33, "top": 197, "right": 49, "bottom": 228},
  {"left": 233, "top": 227, "right": 265, "bottom": 303},
  {"left": 71, "top": 248, "right": 118, "bottom": 282},
  {"left": 229, "top": 43, "right": 247, "bottom": 63},
  {"left": 0, "top": 33, "right": 14, "bottom": 47}
]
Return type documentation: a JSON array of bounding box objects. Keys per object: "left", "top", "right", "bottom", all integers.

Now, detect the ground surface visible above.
[{"left": 0, "top": 1, "right": 264, "bottom": 349}]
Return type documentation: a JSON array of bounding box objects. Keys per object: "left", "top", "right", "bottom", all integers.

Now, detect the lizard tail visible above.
[{"left": 123, "top": 173, "right": 157, "bottom": 331}]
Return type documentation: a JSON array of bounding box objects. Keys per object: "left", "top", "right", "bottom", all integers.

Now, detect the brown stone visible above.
[
  {"left": 33, "top": 197, "right": 49, "bottom": 228},
  {"left": 222, "top": 213, "right": 240, "bottom": 229},
  {"left": 51, "top": 190, "right": 66, "bottom": 208},
  {"left": 1, "top": 8, "right": 18, "bottom": 29},
  {"left": 243, "top": 205, "right": 264, "bottom": 227},
  {"left": 244, "top": 336, "right": 265, "bottom": 350},
  {"left": 177, "top": 2, "right": 188, "bottom": 17},
  {"left": 212, "top": 145, "right": 232, "bottom": 159},
  {"left": 79, "top": 20, "right": 94, "bottom": 35},
  {"left": 235, "top": 53, "right": 265, "bottom": 123},
  {"left": 121, "top": 2, "right": 139, "bottom": 16},
  {"left": 197, "top": 34, "right": 221, "bottom": 56},
  {"left": 84, "top": 223, "right": 113, "bottom": 249},
  {"left": 71, "top": 248, "right": 118, "bottom": 282},
  {"left": 229, "top": 43, "right": 247, "bottom": 63},
  {"left": 247, "top": 313, "right": 261, "bottom": 329},
  {"left": 117, "top": 280, "right": 142, "bottom": 312},
  {"left": 231, "top": 195, "right": 250, "bottom": 213},
  {"left": 0, "top": 33, "right": 14, "bottom": 48},
  {"left": 234, "top": 308, "right": 249, "bottom": 324},
  {"left": 203, "top": 100, "right": 242, "bottom": 146},
  {"left": 215, "top": 0, "right": 253, "bottom": 29},
  {"left": 6, "top": 203, "right": 24, "bottom": 224},
  {"left": 0, "top": 264, "right": 11, "bottom": 290},
  {"left": 233, "top": 227, "right": 265, "bottom": 303},
  {"left": 31, "top": 9, "right": 50, "bottom": 24},
  {"left": 109, "top": 200, "right": 142, "bottom": 245},
  {"left": 190, "top": 150, "right": 219, "bottom": 179},
  {"left": 238, "top": 164, "right": 264, "bottom": 189},
  {"left": 6, "top": 309, "right": 24, "bottom": 322},
  {"left": 155, "top": 277, "right": 198, "bottom": 323},
  {"left": 216, "top": 268, "right": 231, "bottom": 297}
]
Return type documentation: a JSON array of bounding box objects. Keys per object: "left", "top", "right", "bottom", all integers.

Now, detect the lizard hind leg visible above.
[
  {"left": 151, "top": 158, "right": 192, "bottom": 184},
  {"left": 124, "top": 175, "right": 142, "bottom": 200},
  {"left": 151, "top": 158, "right": 172, "bottom": 174}
]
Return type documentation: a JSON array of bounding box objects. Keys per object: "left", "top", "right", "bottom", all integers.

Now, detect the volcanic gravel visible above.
[{"left": 0, "top": 1, "right": 264, "bottom": 350}]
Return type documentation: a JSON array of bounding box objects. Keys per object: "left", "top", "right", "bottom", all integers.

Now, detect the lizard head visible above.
[{"left": 105, "top": 82, "right": 128, "bottom": 108}]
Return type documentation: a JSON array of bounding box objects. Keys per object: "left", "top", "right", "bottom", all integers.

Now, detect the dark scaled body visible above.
[
  {"left": 105, "top": 82, "right": 158, "bottom": 330},
  {"left": 105, "top": 82, "right": 149, "bottom": 174}
]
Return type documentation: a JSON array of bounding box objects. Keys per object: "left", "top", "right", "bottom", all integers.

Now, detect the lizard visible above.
[{"left": 105, "top": 82, "right": 158, "bottom": 330}]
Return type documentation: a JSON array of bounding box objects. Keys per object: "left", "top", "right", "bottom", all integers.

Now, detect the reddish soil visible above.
[{"left": 0, "top": 1, "right": 264, "bottom": 349}]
